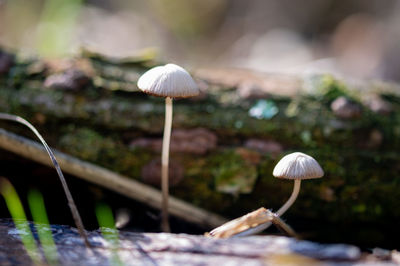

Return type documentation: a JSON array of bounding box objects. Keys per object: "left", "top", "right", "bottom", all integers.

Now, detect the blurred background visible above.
[
  {"left": 1, "top": 0, "right": 400, "bottom": 81},
  {"left": 1, "top": 0, "right": 400, "bottom": 252}
]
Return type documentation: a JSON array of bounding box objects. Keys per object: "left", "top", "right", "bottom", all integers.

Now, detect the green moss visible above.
[
  {"left": 2, "top": 50, "right": 400, "bottom": 248},
  {"left": 58, "top": 127, "right": 152, "bottom": 178},
  {"left": 211, "top": 150, "right": 258, "bottom": 196},
  {"left": 59, "top": 127, "right": 117, "bottom": 162},
  {"left": 308, "top": 74, "right": 354, "bottom": 103},
  {"left": 172, "top": 156, "right": 234, "bottom": 214}
]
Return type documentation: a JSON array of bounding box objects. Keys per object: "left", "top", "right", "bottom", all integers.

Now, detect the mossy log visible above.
[{"left": 1, "top": 48, "right": 400, "bottom": 248}]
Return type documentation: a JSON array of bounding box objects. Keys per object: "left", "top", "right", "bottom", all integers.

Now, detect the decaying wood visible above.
[
  {"left": 1, "top": 219, "right": 381, "bottom": 266},
  {"left": 0, "top": 128, "right": 228, "bottom": 229},
  {"left": 207, "top": 207, "right": 297, "bottom": 239}
]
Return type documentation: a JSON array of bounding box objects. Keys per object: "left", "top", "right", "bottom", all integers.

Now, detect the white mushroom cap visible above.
[
  {"left": 273, "top": 152, "right": 324, "bottom": 180},
  {"left": 137, "top": 64, "right": 199, "bottom": 98}
]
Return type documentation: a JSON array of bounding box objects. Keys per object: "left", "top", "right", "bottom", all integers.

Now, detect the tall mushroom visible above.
[
  {"left": 137, "top": 64, "right": 199, "bottom": 232},
  {"left": 236, "top": 152, "right": 324, "bottom": 236}
]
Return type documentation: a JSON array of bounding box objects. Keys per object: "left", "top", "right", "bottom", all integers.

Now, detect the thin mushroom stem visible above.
[
  {"left": 0, "top": 113, "right": 91, "bottom": 248},
  {"left": 277, "top": 179, "right": 301, "bottom": 216},
  {"left": 161, "top": 97, "right": 173, "bottom": 232},
  {"left": 235, "top": 179, "right": 302, "bottom": 236}
]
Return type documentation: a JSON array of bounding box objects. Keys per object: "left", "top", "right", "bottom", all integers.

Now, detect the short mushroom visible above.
[
  {"left": 273, "top": 152, "right": 324, "bottom": 216},
  {"left": 137, "top": 64, "right": 199, "bottom": 232},
  {"left": 237, "top": 152, "right": 324, "bottom": 236}
]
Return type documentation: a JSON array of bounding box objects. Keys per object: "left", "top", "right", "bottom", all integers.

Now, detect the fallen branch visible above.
[{"left": 0, "top": 128, "right": 228, "bottom": 228}]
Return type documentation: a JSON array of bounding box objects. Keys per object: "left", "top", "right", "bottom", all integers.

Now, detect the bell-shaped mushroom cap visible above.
[
  {"left": 137, "top": 64, "right": 199, "bottom": 98},
  {"left": 273, "top": 152, "right": 324, "bottom": 180}
]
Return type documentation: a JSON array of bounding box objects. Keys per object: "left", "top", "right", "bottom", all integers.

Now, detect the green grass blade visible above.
[
  {"left": 95, "top": 203, "right": 123, "bottom": 266},
  {"left": 28, "top": 189, "right": 59, "bottom": 265},
  {"left": 0, "top": 178, "right": 43, "bottom": 265}
]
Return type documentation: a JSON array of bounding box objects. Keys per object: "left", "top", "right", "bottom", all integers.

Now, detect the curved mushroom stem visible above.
[
  {"left": 161, "top": 97, "right": 173, "bottom": 232},
  {"left": 276, "top": 179, "right": 301, "bottom": 216},
  {"left": 0, "top": 113, "right": 91, "bottom": 247},
  {"left": 235, "top": 179, "right": 302, "bottom": 236}
]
